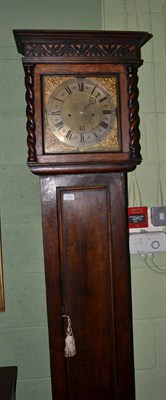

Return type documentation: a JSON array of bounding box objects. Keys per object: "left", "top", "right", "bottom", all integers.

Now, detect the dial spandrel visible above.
[{"left": 43, "top": 76, "right": 120, "bottom": 153}]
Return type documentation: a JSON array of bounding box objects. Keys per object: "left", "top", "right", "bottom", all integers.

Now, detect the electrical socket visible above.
[
  {"left": 151, "top": 206, "right": 166, "bottom": 226},
  {"left": 129, "top": 231, "right": 166, "bottom": 254}
]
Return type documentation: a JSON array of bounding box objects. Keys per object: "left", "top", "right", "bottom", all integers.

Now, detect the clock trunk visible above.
[{"left": 40, "top": 172, "right": 135, "bottom": 400}]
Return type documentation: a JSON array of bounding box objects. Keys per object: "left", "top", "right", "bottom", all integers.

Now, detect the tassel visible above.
[{"left": 62, "top": 315, "right": 76, "bottom": 358}]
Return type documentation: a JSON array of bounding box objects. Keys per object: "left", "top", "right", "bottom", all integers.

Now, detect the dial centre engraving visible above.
[{"left": 61, "top": 92, "right": 102, "bottom": 133}]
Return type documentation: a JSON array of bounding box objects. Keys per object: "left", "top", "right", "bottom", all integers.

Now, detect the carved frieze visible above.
[{"left": 24, "top": 42, "right": 137, "bottom": 58}]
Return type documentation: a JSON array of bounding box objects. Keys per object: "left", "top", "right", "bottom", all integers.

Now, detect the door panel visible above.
[{"left": 58, "top": 187, "right": 116, "bottom": 400}]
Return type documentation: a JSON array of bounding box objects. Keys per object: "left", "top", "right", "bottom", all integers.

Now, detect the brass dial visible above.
[{"left": 45, "top": 77, "right": 116, "bottom": 149}]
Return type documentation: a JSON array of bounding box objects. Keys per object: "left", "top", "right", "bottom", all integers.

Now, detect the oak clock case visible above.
[{"left": 13, "top": 30, "right": 152, "bottom": 400}]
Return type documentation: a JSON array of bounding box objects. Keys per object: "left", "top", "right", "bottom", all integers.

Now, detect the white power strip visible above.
[{"left": 129, "top": 231, "right": 166, "bottom": 254}]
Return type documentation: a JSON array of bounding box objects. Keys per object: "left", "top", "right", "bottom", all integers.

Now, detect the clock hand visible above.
[{"left": 82, "top": 97, "right": 96, "bottom": 112}]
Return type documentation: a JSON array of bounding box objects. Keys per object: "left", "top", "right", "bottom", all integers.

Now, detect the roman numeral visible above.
[
  {"left": 51, "top": 111, "right": 61, "bottom": 115},
  {"left": 78, "top": 78, "right": 84, "bottom": 92},
  {"left": 80, "top": 134, "right": 85, "bottom": 143},
  {"left": 102, "top": 110, "right": 112, "bottom": 114},
  {"left": 66, "top": 130, "right": 73, "bottom": 140},
  {"left": 100, "top": 121, "right": 109, "bottom": 129},
  {"left": 55, "top": 121, "right": 64, "bottom": 130},
  {"left": 53, "top": 97, "right": 64, "bottom": 102},
  {"left": 91, "top": 85, "right": 97, "bottom": 95},
  {"left": 64, "top": 85, "right": 72, "bottom": 95},
  {"left": 99, "top": 96, "right": 107, "bottom": 103}
]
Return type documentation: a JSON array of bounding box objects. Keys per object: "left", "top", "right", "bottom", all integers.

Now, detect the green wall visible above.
[
  {"left": 0, "top": 1, "right": 102, "bottom": 399},
  {"left": 0, "top": 1, "right": 166, "bottom": 400}
]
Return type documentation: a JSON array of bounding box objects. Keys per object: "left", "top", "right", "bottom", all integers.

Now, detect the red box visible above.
[{"left": 128, "top": 207, "right": 148, "bottom": 229}]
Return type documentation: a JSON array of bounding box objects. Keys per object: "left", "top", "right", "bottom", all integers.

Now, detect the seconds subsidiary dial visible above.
[{"left": 43, "top": 76, "right": 120, "bottom": 153}]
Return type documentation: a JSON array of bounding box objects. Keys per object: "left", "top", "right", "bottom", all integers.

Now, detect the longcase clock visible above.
[{"left": 14, "top": 30, "right": 152, "bottom": 400}]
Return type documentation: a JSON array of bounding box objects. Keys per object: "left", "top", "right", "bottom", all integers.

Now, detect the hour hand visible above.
[{"left": 83, "top": 97, "right": 96, "bottom": 111}]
